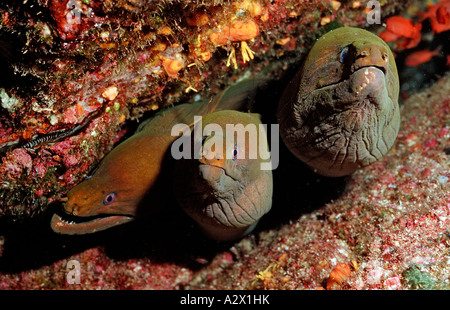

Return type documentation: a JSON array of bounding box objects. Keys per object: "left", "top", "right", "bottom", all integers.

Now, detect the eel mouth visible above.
[
  {"left": 348, "top": 65, "right": 387, "bottom": 85},
  {"left": 313, "top": 65, "right": 387, "bottom": 111},
  {"left": 51, "top": 211, "right": 133, "bottom": 235},
  {"left": 364, "top": 64, "right": 386, "bottom": 75},
  {"left": 355, "top": 65, "right": 386, "bottom": 80},
  {"left": 317, "top": 65, "right": 386, "bottom": 92},
  {"left": 199, "top": 163, "right": 239, "bottom": 182}
]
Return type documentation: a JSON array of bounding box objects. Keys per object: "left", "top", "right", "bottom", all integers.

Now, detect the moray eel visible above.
[
  {"left": 50, "top": 78, "right": 269, "bottom": 235},
  {"left": 173, "top": 111, "right": 273, "bottom": 241},
  {"left": 277, "top": 27, "right": 400, "bottom": 177}
]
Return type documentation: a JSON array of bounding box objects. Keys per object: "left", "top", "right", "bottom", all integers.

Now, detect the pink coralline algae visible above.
[{"left": 2, "top": 149, "right": 33, "bottom": 178}]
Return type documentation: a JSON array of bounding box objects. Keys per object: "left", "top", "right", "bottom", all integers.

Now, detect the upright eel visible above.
[
  {"left": 50, "top": 78, "right": 272, "bottom": 240},
  {"left": 277, "top": 27, "right": 400, "bottom": 177},
  {"left": 173, "top": 111, "right": 273, "bottom": 241}
]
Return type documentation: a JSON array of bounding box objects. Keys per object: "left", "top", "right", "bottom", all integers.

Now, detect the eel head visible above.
[
  {"left": 51, "top": 176, "right": 137, "bottom": 234},
  {"left": 278, "top": 27, "right": 400, "bottom": 177}
]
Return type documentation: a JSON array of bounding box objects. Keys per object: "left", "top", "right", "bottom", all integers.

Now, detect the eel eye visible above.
[
  {"left": 339, "top": 46, "right": 349, "bottom": 63},
  {"left": 103, "top": 192, "right": 116, "bottom": 205},
  {"left": 232, "top": 144, "right": 238, "bottom": 161}
]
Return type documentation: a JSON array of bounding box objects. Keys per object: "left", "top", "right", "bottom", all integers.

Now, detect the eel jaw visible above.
[
  {"left": 50, "top": 212, "right": 134, "bottom": 235},
  {"left": 351, "top": 66, "right": 386, "bottom": 103}
]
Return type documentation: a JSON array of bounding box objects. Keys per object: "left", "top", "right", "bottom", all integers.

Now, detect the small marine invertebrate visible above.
[
  {"left": 330, "top": 1, "right": 342, "bottom": 10},
  {"left": 226, "top": 46, "right": 238, "bottom": 69},
  {"left": 0, "top": 88, "right": 21, "bottom": 111},
  {"left": 226, "top": 42, "right": 256, "bottom": 69},
  {"left": 157, "top": 25, "right": 173, "bottom": 36},
  {"left": 161, "top": 56, "right": 184, "bottom": 78},
  {"left": 277, "top": 27, "right": 400, "bottom": 177},
  {"left": 159, "top": 44, "right": 185, "bottom": 78},
  {"left": 326, "top": 263, "right": 352, "bottom": 290},
  {"left": 209, "top": 20, "right": 259, "bottom": 46},
  {"left": 209, "top": 19, "right": 259, "bottom": 69},
  {"left": 240, "top": 41, "right": 255, "bottom": 63},
  {"left": 320, "top": 16, "right": 332, "bottom": 26},
  {"left": 102, "top": 86, "right": 119, "bottom": 101},
  {"left": 255, "top": 264, "right": 275, "bottom": 286}
]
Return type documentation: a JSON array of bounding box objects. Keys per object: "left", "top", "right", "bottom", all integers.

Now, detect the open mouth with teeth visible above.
[
  {"left": 338, "top": 64, "right": 386, "bottom": 88},
  {"left": 305, "top": 65, "right": 387, "bottom": 110},
  {"left": 288, "top": 63, "right": 393, "bottom": 177},
  {"left": 200, "top": 163, "right": 230, "bottom": 178},
  {"left": 350, "top": 66, "right": 386, "bottom": 98},
  {"left": 51, "top": 211, "right": 134, "bottom": 235}
]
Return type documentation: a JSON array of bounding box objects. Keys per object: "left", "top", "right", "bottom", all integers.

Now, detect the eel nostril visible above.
[{"left": 360, "top": 50, "right": 370, "bottom": 57}]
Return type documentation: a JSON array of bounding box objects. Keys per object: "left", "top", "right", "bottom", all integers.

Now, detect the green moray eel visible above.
[
  {"left": 173, "top": 111, "right": 273, "bottom": 241},
  {"left": 277, "top": 27, "right": 400, "bottom": 177},
  {"left": 50, "top": 78, "right": 269, "bottom": 235}
]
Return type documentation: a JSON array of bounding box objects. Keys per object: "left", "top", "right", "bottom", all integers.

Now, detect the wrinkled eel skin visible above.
[
  {"left": 173, "top": 111, "right": 273, "bottom": 241},
  {"left": 50, "top": 78, "right": 269, "bottom": 237},
  {"left": 277, "top": 27, "right": 400, "bottom": 177}
]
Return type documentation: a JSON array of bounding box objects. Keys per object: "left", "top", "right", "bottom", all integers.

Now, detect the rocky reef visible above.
[{"left": 0, "top": 0, "right": 448, "bottom": 291}]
